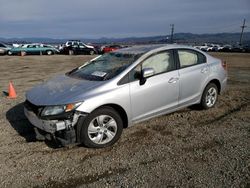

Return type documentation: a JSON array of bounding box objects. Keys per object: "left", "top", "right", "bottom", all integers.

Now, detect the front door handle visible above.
[{"left": 168, "top": 77, "right": 179, "bottom": 84}]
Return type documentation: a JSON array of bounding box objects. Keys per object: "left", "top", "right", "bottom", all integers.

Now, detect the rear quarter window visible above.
[
  {"left": 197, "top": 52, "right": 207, "bottom": 64},
  {"left": 177, "top": 49, "right": 206, "bottom": 68}
]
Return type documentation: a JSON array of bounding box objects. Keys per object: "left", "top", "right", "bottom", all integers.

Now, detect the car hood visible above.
[{"left": 26, "top": 75, "right": 103, "bottom": 106}]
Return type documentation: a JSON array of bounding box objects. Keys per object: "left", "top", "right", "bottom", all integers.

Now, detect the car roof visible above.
[{"left": 116, "top": 44, "right": 194, "bottom": 54}]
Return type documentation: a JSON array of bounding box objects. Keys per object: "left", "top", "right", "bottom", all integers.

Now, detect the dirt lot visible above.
[{"left": 0, "top": 53, "right": 249, "bottom": 187}]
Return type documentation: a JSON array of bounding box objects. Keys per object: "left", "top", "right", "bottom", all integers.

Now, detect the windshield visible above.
[{"left": 67, "top": 52, "right": 142, "bottom": 81}]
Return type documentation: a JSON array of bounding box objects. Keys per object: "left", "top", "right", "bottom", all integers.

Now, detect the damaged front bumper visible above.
[
  {"left": 24, "top": 107, "right": 85, "bottom": 146},
  {"left": 24, "top": 107, "right": 77, "bottom": 133}
]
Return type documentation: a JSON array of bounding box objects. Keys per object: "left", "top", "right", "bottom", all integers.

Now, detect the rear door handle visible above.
[{"left": 168, "top": 77, "right": 179, "bottom": 83}]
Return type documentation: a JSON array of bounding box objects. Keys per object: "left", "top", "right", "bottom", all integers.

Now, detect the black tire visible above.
[
  {"left": 200, "top": 83, "right": 218, "bottom": 109},
  {"left": 78, "top": 107, "right": 123, "bottom": 148}
]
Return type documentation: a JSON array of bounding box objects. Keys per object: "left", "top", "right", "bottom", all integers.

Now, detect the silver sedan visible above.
[{"left": 24, "top": 44, "right": 227, "bottom": 148}]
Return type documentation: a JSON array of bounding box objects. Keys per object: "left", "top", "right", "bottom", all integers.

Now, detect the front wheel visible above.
[
  {"left": 89, "top": 50, "right": 95, "bottom": 55},
  {"left": 200, "top": 83, "right": 218, "bottom": 109},
  {"left": 78, "top": 107, "right": 123, "bottom": 148},
  {"left": 8, "top": 51, "right": 13, "bottom": 55}
]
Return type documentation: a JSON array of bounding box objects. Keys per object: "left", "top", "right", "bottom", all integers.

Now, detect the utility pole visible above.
[
  {"left": 170, "top": 24, "right": 174, "bottom": 44},
  {"left": 239, "top": 19, "right": 247, "bottom": 46}
]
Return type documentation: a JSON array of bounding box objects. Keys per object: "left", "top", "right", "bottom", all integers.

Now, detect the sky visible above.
[{"left": 0, "top": 0, "right": 250, "bottom": 38}]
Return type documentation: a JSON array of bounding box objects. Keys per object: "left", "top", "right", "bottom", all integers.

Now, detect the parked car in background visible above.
[
  {"left": 195, "top": 43, "right": 210, "bottom": 52},
  {"left": 218, "top": 45, "right": 232, "bottom": 52},
  {"left": 0, "top": 43, "right": 12, "bottom": 55},
  {"left": 60, "top": 42, "right": 97, "bottom": 55},
  {"left": 231, "top": 45, "right": 246, "bottom": 53},
  {"left": 217, "top": 44, "right": 250, "bottom": 53},
  {"left": 8, "top": 44, "right": 59, "bottom": 55},
  {"left": 207, "top": 44, "right": 221, "bottom": 52},
  {"left": 65, "top": 40, "right": 95, "bottom": 49},
  {"left": 101, "top": 45, "right": 122, "bottom": 53},
  {"left": 24, "top": 44, "right": 227, "bottom": 148},
  {"left": 243, "top": 45, "right": 250, "bottom": 53}
]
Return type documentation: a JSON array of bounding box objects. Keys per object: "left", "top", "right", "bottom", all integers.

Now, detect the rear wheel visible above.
[
  {"left": 78, "top": 107, "right": 123, "bottom": 148},
  {"left": 46, "top": 50, "right": 53, "bottom": 55},
  {"left": 200, "top": 83, "right": 218, "bottom": 109},
  {"left": 20, "top": 51, "right": 26, "bottom": 56}
]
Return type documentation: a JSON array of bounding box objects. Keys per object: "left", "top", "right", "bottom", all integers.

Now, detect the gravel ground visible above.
[{"left": 0, "top": 53, "right": 249, "bottom": 188}]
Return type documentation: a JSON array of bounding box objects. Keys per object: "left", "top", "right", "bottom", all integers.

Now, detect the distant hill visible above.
[{"left": 1, "top": 32, "right": 250, "bottom": 45}]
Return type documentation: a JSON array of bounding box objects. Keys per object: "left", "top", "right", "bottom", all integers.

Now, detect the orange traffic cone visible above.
[{"left": 7, "top": 82, "right": 17, "bottom": 99}]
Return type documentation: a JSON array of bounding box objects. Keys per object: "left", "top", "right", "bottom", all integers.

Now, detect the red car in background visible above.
[{"left": 101, "top": 45, "right": 122, "bottom": 53}]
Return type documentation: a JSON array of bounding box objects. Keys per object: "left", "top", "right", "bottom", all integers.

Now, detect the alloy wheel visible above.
[
  {"left": 205, "top": 87, "right": 217, "bottom": 107},
  {"left": 87, "top": 115, "right": 117, "bottom": 145}
]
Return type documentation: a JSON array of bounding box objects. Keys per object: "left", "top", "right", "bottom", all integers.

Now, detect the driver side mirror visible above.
[
  {"left": 142, "top": 68, "right": 155, "bottom": 78},
  {"left": 140, "top": 68, "right": 155, "bottom": 85}
]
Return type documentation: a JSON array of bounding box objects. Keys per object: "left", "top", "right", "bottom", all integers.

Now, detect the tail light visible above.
[{"left": 221, "top": 60, "right": 227, "bottom": 70}]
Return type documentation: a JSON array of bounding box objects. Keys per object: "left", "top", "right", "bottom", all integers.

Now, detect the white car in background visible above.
[{"left": 0, "top": 43, "right": 12, "bottom": 55}]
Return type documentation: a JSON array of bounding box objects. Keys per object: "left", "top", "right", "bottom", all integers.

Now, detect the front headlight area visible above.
[{"left": 41, "top": 102, "right": 82, "bottom": 119}]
